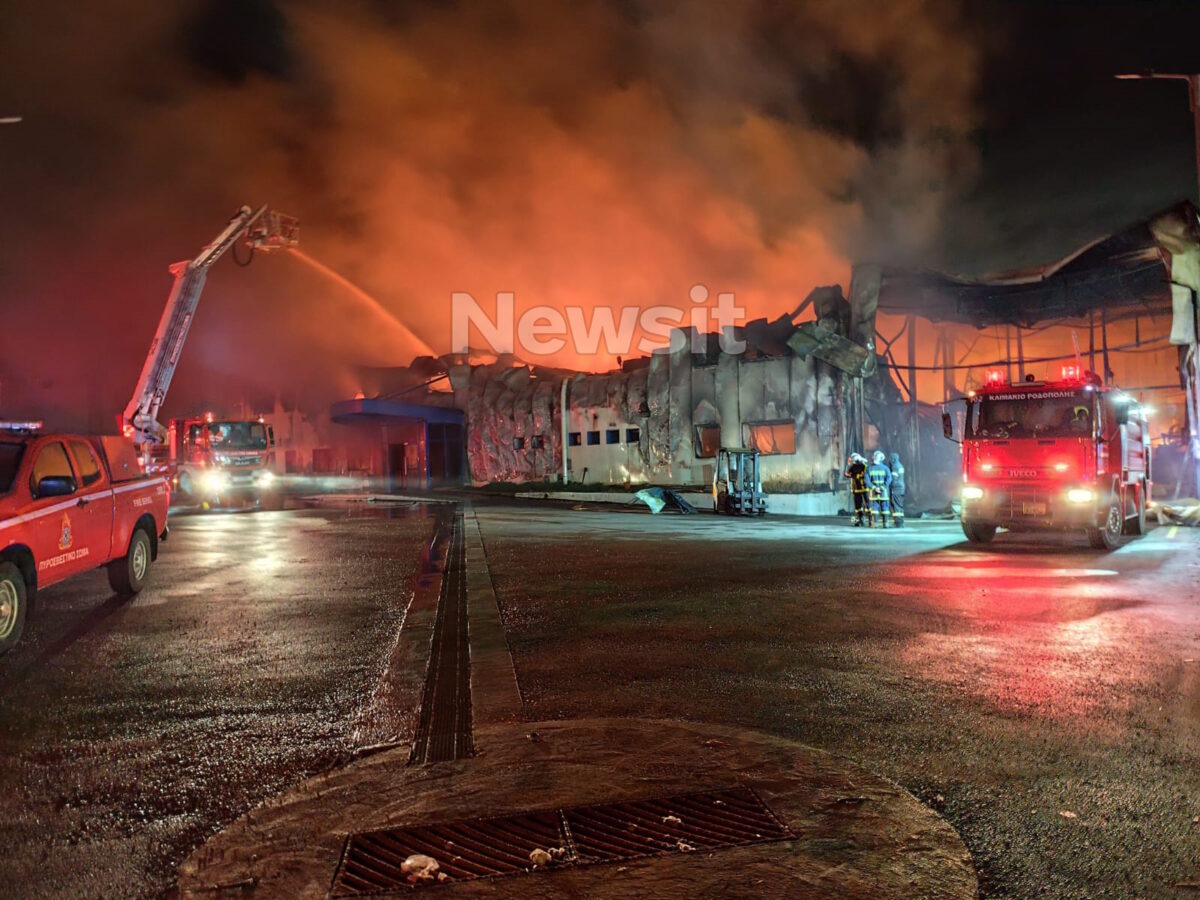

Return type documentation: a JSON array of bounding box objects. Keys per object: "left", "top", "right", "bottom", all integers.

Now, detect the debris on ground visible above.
[
  {"left": 401, "top": 854, "right": 440, "bottom": 884},
  {"left": 662, "top": 815, "right": 682, "bottom": 825},
  {"left": 676, "top": 840, "right": 695, "bottom": 852},
  {"left": 1156, "top": 499, "right": 1200, "bottom": 526},
  {"left": 529, "top": 848, "right": 553, "bottom": 867},
  {"left": 633, "top": 487, "right": 697, "bottom": 515},
  {"left": 1059, "top": 810, "right": 1078, "bottom": 819}
]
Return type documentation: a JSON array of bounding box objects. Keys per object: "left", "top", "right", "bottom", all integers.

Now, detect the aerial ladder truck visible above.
[{"left": 122, "top": 206, "right": 298, "bottom": 505}]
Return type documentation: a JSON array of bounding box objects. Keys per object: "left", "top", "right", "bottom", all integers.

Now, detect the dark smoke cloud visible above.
[{"left": 0, "top": 0, "right": 979, "bottom": 430}]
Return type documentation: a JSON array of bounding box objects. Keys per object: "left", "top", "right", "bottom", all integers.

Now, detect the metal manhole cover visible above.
[{"left": 330, "top": 786, "right": 792, "bottom": 894}]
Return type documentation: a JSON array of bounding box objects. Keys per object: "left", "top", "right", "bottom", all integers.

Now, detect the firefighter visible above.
[
  {"left": 1069, "top": 405, "right": 1091, "bottom": 434},
  {"left": 866, "top": 450, "right": 892, "bottom": 527},
  {"left": 844, "top": 453, "right": 869, "bottom": 526},
  {"left": 889, "top": 451, "right": 906, "bottom": 527}
]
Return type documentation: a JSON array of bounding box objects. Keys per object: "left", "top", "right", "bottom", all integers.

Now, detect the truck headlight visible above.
[
  {"left": 1067, "top": 488, "right": 1094, "bottom": 503},
  {"left": 199, "top": 469, "right": 231, "bottom": 494},
  {"left": 255, "top": 470, "right": 275, "bottom": 487},
  {"left": 962, "top": 486, "right": 984, "bottom": 500}
]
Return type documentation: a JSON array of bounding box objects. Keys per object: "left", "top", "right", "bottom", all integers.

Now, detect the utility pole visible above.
[{"left": 1115, "top": 72, "right": 1200, "bottom": 495}]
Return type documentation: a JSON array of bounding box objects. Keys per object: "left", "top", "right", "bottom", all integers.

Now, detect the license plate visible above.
[{"left": 1022, "top": 502, "right": 1046, "bottom": 515}]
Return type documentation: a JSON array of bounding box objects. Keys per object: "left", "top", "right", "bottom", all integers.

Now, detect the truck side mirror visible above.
[
  {"left": 1114, "top": 404, "right": 1130, "bottom": 427},
  {"left": 36, "top": 475, "right": 76, "bottom": 498},
  {"left": 942, "top": 411, "right": 955, "bottom": 441}
]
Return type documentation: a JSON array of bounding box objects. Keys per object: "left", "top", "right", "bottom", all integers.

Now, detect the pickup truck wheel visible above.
[
  {"left": 1123, "top": 484, "right": 1147, "bottom": 536},
  {"left": 962, "top": 522, "right": 997, "bottom": 543},
  {"left": 1087, "top": 496, "right": 1123, "bottom": 550},
  {"left": 0, "top": 562, "right": 28, "bottom": 655},
  {"left": 107, "top": 529, "right": 152, "bottom": 596}
]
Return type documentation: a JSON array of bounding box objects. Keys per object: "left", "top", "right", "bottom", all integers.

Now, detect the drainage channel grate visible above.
[
  {"left": 331, "top": 809, "right": 563, "bottom": 893},
  {"left": 330, "top": 786, "right": 791, "bottom": 894},
  {"left": 408, "top": 508, "right": 472, "bottom": 765},
  {"left": 566, "top": 786, "right": 791, "bottom": 861}
]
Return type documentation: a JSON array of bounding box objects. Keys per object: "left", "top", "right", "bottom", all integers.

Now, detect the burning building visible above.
[{"left": 330, "top": 285, "right": 904, "bottom": 513}]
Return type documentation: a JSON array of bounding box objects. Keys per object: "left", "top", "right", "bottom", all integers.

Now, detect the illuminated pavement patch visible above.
[{"left": 892, "top": 565, "right": 1119, "bottom": 579}]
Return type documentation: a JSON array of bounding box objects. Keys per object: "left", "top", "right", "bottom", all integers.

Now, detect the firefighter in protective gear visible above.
[
  {"left": 889, "top": 451, "right": 906, "bottom": 527},
  {"left": 844, "top": 453, "right": 869, "bottom": 526},
  {"left": 866, "top": 450, "right": 892, "bottom": 527},
  {"left": 1069, "top": 405, "right": 1091, "bottom": 434}
]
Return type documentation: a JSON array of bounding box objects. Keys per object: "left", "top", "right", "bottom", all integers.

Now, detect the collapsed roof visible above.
[{"left": 868, "top": 200, "right": 1200, "bottom": 328}]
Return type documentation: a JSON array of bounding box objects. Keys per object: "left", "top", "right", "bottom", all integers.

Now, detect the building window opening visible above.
[
  {"left": 605, "top": 429, "right": 620, "bottom": 444},
  {"left": 568, "top": 432, "right": 582, "bottom": 447},
  {"left": 693, "top": 424, "right": 720, "bottom": 458},
  {"left": 531, "top": 435, "right": 545, "bottom": 450},
  {"left": 587, "top": 431, "right": 601, "bottom": 446},
  {"left": 744, "top": 421, "right": 796, "bottom": 455},
  {"left": 513, "top": 436, "right": 526, "bottom": 450},
  {"left": 625, "top": 427, "right": 640, "bottom": 444}
]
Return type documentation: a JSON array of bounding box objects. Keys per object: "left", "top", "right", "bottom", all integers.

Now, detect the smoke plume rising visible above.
[{"left": 0, "top": 0, "right": 978, "bottom": 429}]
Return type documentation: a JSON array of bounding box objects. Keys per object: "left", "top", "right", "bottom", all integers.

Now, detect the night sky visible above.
[{"left": 2, "top": 0, "right": 1200, "bottom": 429}]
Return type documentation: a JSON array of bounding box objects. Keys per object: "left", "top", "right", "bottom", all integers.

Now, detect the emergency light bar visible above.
[
  {"left": 985, "top": 368, "right": 1006, "bottom": 386},
  {"left": 1061, "top": 364, "right": 1081, "bottom": 381},
  {"left": 0, "top": 420, "right": 43, "bottom": 433}
]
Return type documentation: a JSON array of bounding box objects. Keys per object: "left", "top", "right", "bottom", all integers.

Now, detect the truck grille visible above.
[{"left": 1002, "top": 488, "right": 1051, "bottom": 519}]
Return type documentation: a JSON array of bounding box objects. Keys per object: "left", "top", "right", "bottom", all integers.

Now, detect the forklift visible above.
[{"left": 713, "top": 447, "right": 768, "bottom": 515}]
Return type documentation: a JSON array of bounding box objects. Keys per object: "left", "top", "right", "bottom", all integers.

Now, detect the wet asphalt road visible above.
[
  {"left": 0, "top": 505, "right": 429, "bottom": 899},
  {"left": 2, "top": 500, "right": 1198, "bottom": 898},
  {"left": 478, "top": 507, "right": 1200, "bottom": 899}
]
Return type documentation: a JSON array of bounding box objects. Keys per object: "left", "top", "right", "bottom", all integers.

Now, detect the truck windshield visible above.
[
  {"left": 969, "top": 392, "right": 1093, "bottom": 439},
  {"left": 208, "top": 421, "right": 269, "bottom": 449},
  {"left": 0, "top": 442, "right": 24, "bottom": 494}
]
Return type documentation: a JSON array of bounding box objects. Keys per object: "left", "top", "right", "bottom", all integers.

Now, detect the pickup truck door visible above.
[
  {"left": 67, "top": 439, "right": 115, "bottom": 565},
  {"left": 26, "top": 440, "right": 94, "bottom": 586}
]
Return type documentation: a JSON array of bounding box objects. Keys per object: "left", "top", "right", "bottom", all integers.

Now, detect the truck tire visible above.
[
  {"left": 1087, "top": 495, "right": 1123, "bottom": 550},
  {"left": 107, "top": 529, "right": 152, "bottom": 596},
  {"left": 962, "top": 522, "right": 997, "bottom": 543},
  {"left": 1122, "top": 484, "right": 1147, "bottom": 536},
  {"left": 0, "top": 562, "right": 28, "bottom": 655}
]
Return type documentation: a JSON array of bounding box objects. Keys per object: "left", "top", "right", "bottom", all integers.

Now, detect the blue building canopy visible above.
[{"left": 331, "top": 397, "right": 463, "bottom": 426}]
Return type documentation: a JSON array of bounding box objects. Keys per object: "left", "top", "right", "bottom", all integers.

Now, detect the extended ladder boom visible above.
[{"left": 122, "top": 205, "right": 298, "bottom": 446}]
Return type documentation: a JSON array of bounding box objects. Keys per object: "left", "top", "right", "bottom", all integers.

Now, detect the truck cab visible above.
[
  {"left": 148, "top": 414, "right": 276, "bottom": 506},
  {"left": 947, "top": 366, "right": 1150, "bottom": 549}
]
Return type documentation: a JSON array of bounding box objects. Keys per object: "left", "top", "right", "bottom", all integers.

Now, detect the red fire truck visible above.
[
  {"left": 121, "top": 206, "right": 296, "bottom": 505},
  {"left": 145, "top": 414, "right": 277, "bottom": 506},
  {"left": 0, "top": 423, "right": 170, "bottom": 653},
  {"left": 944, "top": 365, "right": 1151, "bottom": 549}
]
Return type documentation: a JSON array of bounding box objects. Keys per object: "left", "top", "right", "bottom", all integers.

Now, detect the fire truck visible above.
[
  {"left": 122, "top": 206, "right": 297, "bottom": 505},
  {"left": 944, "top": 364, "right": 1151, "bottom": 549},
  {"left": 0, "top": 423, "right": 170, "bottom": 653},
  {"left": 144, "top": 414, "right": 276, "bottom": 505}
]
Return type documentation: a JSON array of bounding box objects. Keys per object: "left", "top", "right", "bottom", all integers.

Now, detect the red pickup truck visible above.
[{"left": 0, "top": 426, "right": 170, "bottom": 653}]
